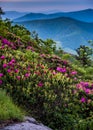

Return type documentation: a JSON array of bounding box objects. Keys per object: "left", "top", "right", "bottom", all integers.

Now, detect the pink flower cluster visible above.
[
  {"left": 0, "top": 73, "right": 4, "bottom": 77},
  {"left": 0, "top": 55, "right": 33, "bottom": 83},
  {"left": 71, "top": 71, "right": 77, "bottom": 75},
  {"left": 0, "top": 55, "right": 5, "bottom": 60},
  {"left": 16, "top": 76, "right": 21, "bottom": 80},
  {"left": 38, "top": 81, "right": 43, "bottom": 87},
  {"left": 56, "top": 67, "right": 66, "bottom": 73},
  {"left": 76, "top": 81, "right": 93, "bottom": 95},
  {"left": 8, "top": 58, "right": 16, "bottom": 66},
  {"left": 63, "top": 60, "right": 68, "bottom": 65},
  {"left": 0, "top": 37, "right": 17, "bottom": 50},
  {"left": 3, "top": 63, "right": 8, "bottom": 68},
  {"left": 2, "top": 38, "right": 11, "bottom": 46},
  {"left": 26, "top": 46, "right": 34, "bottom": 51},
  {"left": 80, "top": 97, "right": 86, "bottom": 103},
  {"left": 25, "top": 73, "right": 30, "bottom": 78}
]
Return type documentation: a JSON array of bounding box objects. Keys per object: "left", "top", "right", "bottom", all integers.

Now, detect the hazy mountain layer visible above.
[
  {"left": 2, "top": 11, "right": 27, "bottom": 20},
  {"left": 16, "top": 17, "right": 93, "bottom": 53},
  {"left": 14, "top": 9, "right": 93, "bottom": 22}
]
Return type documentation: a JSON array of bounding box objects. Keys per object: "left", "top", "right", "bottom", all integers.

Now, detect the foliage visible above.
[
  {"left": 0, "top": 7, "right": 5, "bottom": 19},
  {"left": 0, "top": 19, "right": 93, "bottom": 130},
  {"left": 76, "top": 45, "right": 92, "bottom": 66}
]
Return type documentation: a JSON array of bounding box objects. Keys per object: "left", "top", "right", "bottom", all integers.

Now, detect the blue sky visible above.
[{"left": 0, "top": 0, "right": 93, "bottom": 12}]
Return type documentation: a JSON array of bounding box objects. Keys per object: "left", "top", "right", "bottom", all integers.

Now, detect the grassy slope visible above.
[{"left": 0, "top": 89, "right": 24, "bottom": 127}]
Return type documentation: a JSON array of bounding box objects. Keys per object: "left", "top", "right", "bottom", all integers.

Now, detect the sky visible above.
[{"left": 0, "top": 0, "right": 93, "bottom": 13}]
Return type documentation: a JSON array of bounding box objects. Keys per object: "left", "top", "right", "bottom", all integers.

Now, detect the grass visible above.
[{"left": 0, "top": 89, "right": 24, "bottom": 122}]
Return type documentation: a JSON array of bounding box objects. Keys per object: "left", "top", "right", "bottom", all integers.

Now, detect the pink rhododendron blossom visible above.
[
  {"left": 80, "top": 81, "right": 89, "bottom": 87},
  {"left": 52, "top": 71, "right": 56, "bottom": 75},
  {"left": 8, "top": 59, "right": 15, "bottom": 66},
  {"left": 84, "top": 82, "right": 89, "bottom": 87},
  {"left": 40, "top": 54, "right": 46, "bottom": 57},
  {"left": 0, "top": 55, "right": 5, "bottom": 60},
  {"left": 0, "top": 73, "right": 4, "bottom": 77},
  {"left": 80, "top": 97, "right": 86, "bottom": 103},
  {"left": 74, "top": 77, "right": 77, "bottom": 80},
  {"left": 85, "top": 88, "right": 90, "bottom": 94},
  {"left": 11, "top": 58, "right": 15, "bottom": 63},
  {"left": 38, "top": 82, "right": 43, "bottom": 87},
  {"left": 15, "top": 69, "right": 19, "bottom": 73},
  {"left": 27, "top": 67, "right": 31, "bottom": 71},
  {"left": 25, "top": 73, "right": 30, "bottom": 78},
  {"left": 63, "top": 60, "right": 68, "bottom": 65},
  {"left": 56, "top": 67, "right": 66, "bottom": 73},
  {"left": 76, "top": 84, "right": 82, "bottom": 89},
  {"left": 7, "top": 69, "right": 11, "bottom": 73},
  {"left": 80, "top": 81, "right": 85, "bottom": 86},
  {"left": 16, "top": 76, "right": 21, "bottom": 80},
  {"left": 8, "top": 61, "right": 13, "bottom": 66},
  {"left": 26, "top": 46, "right": 32, "bottom": 50},
  {"left": 2, "top": 38, "right": 11, "bottom": 46},
  {"left": 2, "top": 38, "right": 8, "bottom": 44},
  {"left": 26, "top": 46, "right": 34, "bottom": 51},
  {"left": 71, "top": 71, "right": 77, "bottom": 75},
  {"left": 12, "top": 46, "right": 16, "bottom": 49},
  {"left": 76, "top": 81, "right": 93, "bottom": 95},
  {"left": 3, "top": 63, "right": 7, "bottom": 68}
]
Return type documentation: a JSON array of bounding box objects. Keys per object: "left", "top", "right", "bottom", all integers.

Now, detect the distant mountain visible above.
[
  {"left": 14, "top": 13, "right": 47, "bottom": 22},
  {"left": 15, "top": 17, "right": 93, "bottom": 53},
  {"left": 14, "top": 9, "right": 93, "bottom": 23},
  {"left": 64, "top": 9, "right": 93, "bottom": 23},
  {"left": 2, "top": 11, "right": 28, "bottom": 20}
]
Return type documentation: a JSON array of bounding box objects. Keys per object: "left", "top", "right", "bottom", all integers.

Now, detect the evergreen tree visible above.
[
  {"left": 0, "top": 7, "right": 5, "bottom": 19},
  {"left": 76, "top": 45, "right": 92, "bottom": 66}
]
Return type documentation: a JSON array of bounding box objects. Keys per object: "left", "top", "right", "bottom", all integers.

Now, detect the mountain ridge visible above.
[
  {"left": 15, "top": 16, "right": 93, "bottom": 54},
  {"left": 2, "top": 11, "right": 28, "bottom": 20},
  {"left": 14, "top": 9, "right": 93, "bottom": 23}
]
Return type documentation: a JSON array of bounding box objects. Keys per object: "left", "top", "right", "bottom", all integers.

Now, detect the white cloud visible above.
[
  {"left": 64, "top": 48, "right": 77, "bottom": 55},
  {"left": 55, "top": 41, "right": 62, "bottom": 49}
]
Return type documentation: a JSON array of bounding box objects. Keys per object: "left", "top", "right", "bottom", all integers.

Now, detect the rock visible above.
[
  {"left": 0, "top": 117, "right": 52, "bottom": 130},
  {"left": 24, "top": 116, "right": 39, "bottom": 125}
]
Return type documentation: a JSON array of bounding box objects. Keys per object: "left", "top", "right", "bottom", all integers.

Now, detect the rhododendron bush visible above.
[{"left": 0, "top": 20, "right": 93, "bottom": 130}]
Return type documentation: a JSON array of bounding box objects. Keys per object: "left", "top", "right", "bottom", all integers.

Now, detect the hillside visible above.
[
  {"left": 16, "top": 17, "right": 93, "bottom": 53},
  {"left": 14, "top": 9, "right": 93, "bottom": 22},
  {"left": 0, "top": 19, "right": 93, "bottom": 130}
]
